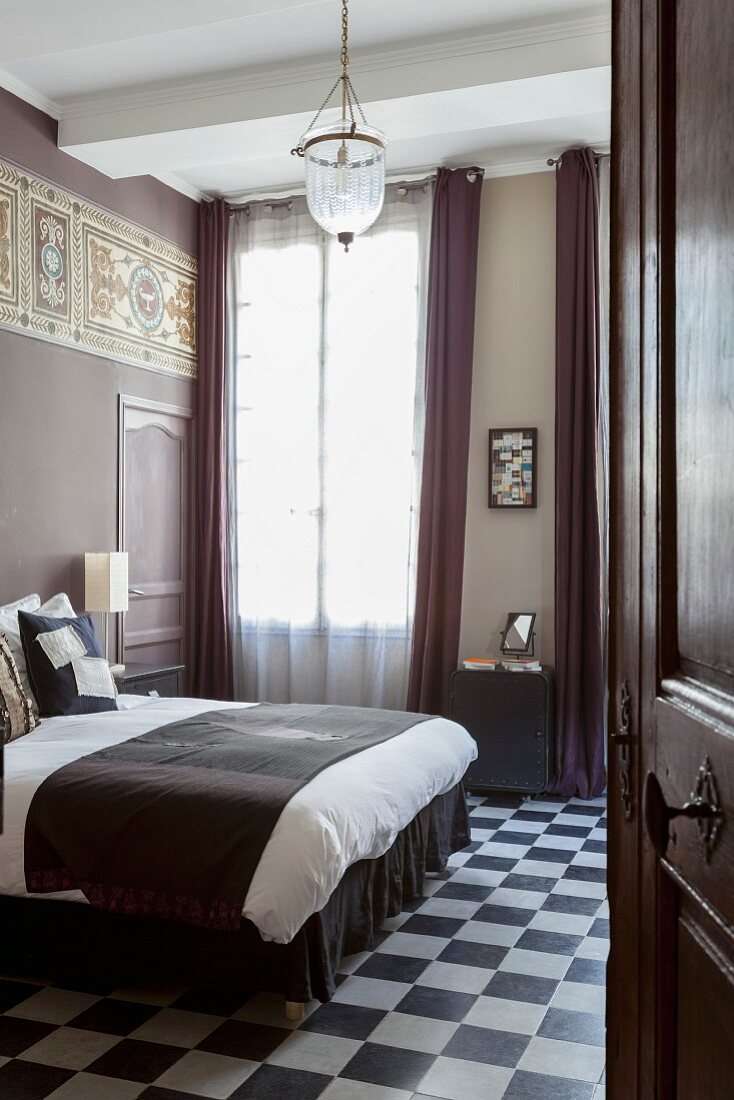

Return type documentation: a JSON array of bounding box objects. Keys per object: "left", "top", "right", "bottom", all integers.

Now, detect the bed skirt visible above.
[{"left": 0, "top": 781, "right": 470, "bottom": 1003}]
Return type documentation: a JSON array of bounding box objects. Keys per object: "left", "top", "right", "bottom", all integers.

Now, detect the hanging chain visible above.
[
  {"left": 340, "top": 0, "right": 349, "bottom": 74},
  {"left": 345, "top": 74, "right": 367, "bottom": 127},
  {"left": 291, "top": 0, "right": 371, "bottom": 155}
]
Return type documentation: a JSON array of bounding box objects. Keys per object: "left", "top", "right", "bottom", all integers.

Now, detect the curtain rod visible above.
[
  {"left": 227, "top": 166, "right": 484, "bottom": 214},
  {"left": 547, "top": 150, "right": 611, "bottom": 167}
]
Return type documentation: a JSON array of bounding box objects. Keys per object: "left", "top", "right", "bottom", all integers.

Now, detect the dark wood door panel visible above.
[
  {"left": 674, "top": 0, "right": 734, "bottom": 690},
  {"left": 655, "top": 696, "right": 734, "bottom": 930},
  {"left": 610, "top": 0, "right": 734, "bottom": 1095},
  {"left": 606, "top": 0, "right": 644, "bottom": 1091},
  {"left": 677, "top": 917, "right": 734, "bottom": 1100}
]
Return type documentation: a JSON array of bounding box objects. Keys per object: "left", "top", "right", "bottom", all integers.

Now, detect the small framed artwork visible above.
[{"left": 488, "top": 427, "right": 538, "bottom": 508}]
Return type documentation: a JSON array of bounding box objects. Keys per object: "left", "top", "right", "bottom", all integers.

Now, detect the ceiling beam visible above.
[{"left": 58, "top": 15, "right": 609, "bottom": 157}]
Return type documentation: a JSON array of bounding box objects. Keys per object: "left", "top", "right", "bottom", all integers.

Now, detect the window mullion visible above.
[{"left": 316, "top": 233, "right": 328, "bottom": 632}]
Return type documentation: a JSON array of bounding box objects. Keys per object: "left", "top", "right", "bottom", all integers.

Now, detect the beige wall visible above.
[{"left": 459, "top": 172, "right": 556, "bottom": 665}]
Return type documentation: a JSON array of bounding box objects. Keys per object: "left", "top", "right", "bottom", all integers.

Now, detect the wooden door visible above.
[
  {"left": 118, "top": 396, "right": 194, "bottom": 690},
  {"left": 608, "top": 1, "right": 734, "bottom": 1096}
]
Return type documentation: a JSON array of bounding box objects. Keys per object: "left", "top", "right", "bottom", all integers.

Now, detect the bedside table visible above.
[
  {"left": 450, "top": 666, "right": 554, "bottom": 795},
  {"left": 113, "top": 663, "right": 184, "bottom": 699}
]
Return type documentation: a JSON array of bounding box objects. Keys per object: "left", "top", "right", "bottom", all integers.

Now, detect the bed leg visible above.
[{"left": 285, "top": 1000, "right": 305, "bottom": 1022}]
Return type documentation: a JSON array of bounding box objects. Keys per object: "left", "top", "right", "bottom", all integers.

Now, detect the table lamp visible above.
[{"left": 84, "top": 551, "right": 129, "bottom": 671}]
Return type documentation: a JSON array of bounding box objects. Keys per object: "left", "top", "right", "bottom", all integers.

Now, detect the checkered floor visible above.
[{"left": 0, "top": 793, "right": 607, "bottom": 1100}]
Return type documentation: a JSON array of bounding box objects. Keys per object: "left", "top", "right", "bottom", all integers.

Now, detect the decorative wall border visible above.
[{"left": 0, "top": 157, "right": 197, "bottom": 378}]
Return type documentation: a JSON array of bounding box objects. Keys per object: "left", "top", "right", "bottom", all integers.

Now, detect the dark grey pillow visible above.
[{"left": 18, "top": 611, "right": 117, "bottom": 718}]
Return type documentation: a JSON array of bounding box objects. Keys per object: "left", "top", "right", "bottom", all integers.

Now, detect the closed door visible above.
[
  {"left": 119, "top": 396, "right": 193, "bottom": 688},
  {"left": 608, "top": 0, "right": 734, "bottom": 1095}
]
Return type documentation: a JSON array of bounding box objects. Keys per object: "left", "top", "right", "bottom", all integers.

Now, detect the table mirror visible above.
[{"left": 500, "top": 612, "right": 536, "bottom": 657}]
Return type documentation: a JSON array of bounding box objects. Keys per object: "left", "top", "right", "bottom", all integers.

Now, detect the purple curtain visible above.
[
  {"left": 550, "top": 148, "right": 605, "bottom": 798},
  {"left": 407, "top": 168, "right": 483, "bottom": 716},
  {"left": 192, "top": 198, "right": 234, "bottom": 700}
]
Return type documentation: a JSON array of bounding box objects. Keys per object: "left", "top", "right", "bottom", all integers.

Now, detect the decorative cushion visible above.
[
  {"left": 0, "top": 594, "right": 41, "bottom": 702},
  {"left": 0, "top": 631, "right": 36, "bottom": 742},
  {"left": 0, "top": 593, "right": 76, "bottom": 710},
  {"left": 18, "top": 611, "right": 117, "bottom": 718}
]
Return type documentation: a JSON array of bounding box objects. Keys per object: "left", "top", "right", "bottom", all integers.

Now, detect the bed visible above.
[{"left": 0, "top": 694, "right": 476, "bottom": 1012}]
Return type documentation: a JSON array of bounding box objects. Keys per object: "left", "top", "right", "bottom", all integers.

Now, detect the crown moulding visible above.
[{"left": 51, "top": 13, "right": 610, "bottom": 121}]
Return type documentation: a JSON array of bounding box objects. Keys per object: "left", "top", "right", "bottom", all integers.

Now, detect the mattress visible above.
[{"left": 0, "top": 695, "right": 477, "bottom": 944}]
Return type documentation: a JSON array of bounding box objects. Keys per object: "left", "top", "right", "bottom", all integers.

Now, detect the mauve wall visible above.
[{"left": 0, "top": 88, "right": 198, "bottom": 631}]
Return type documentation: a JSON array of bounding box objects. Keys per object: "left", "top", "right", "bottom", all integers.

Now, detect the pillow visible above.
[
  {"left": 0, "top": 632, "right": 36, "bottom": 742},
  {"left": 0, "top": 593, "right": 75, "bottom": 707},
  {"left": 0, "top": 594, "right": 40, "bottom": 617},
  {"left": 38, "top": 593, "right": 76, "bottom": 618},
  {"left": 0, "top": 594, "right": 42, "bottom": 698},
  {"left": 18, "top": 611, "right": 117, "bottom": 718}
]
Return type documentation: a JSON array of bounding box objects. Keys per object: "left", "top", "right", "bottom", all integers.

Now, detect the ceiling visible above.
[{"left": 0, "top": 0, "right": 611, "bottom": 200}]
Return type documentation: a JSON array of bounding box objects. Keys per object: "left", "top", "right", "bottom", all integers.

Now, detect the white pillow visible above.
[
  {"left": 38, "top": 592, "right": 76, "bottom": 618},
  {"left": 0, "top": 594, "right": 41, "bottom": 614},
  {"left": 0, "top": 594, "right": 41, "bottom": 699}
]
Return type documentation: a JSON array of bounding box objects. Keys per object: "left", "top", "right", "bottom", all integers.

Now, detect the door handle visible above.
[
  {"left": 644, "top": 758, "right": 724, "bottom": 862},
  {"left": 128, "top": 588, "right": 145, "bottom": 596}
]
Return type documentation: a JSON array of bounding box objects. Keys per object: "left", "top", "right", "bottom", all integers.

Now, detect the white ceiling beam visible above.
[
  {"left": 58, "top": 15, "right": 609, "bottom": 155},
  {"left": 60, "top": 66, "right": 608, "bottom": 185}
]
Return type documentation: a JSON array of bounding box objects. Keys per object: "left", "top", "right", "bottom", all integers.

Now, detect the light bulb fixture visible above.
[{"left": 291, "top": 0, "right": 387, "bottom": 251}]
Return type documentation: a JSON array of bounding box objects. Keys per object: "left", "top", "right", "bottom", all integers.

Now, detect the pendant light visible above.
[{"left": 291, "top": 0, "right": 387, "bottom": 251}]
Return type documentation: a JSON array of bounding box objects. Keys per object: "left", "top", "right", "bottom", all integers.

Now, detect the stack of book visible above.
[
  {"left": 462, "top": 658, "right": 498, "bottom": 671},
  {"left": 501, "top": 658, "right": 541, "bottom": 671}
]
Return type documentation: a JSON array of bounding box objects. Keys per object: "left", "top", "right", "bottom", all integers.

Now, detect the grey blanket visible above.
[{"left": 24, "top": 703, "right": 432, "bottom": 930}]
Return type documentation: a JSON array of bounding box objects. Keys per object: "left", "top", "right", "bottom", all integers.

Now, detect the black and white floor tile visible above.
[{"left": 0, "top": 794, "right": 607, "bottom": 1099}]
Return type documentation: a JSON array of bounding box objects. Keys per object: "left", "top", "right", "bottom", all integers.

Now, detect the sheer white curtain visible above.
[{"left": 226, "top": 183, "right": 432, "bottom": 707}]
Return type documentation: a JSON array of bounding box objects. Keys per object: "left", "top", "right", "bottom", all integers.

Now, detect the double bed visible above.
[{"left": 1, "top": 694, "right": 476, "bottom": 1011}]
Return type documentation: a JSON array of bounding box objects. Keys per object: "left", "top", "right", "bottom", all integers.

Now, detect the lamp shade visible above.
[
  {"left": 303, "top": 118, "right": 387, "bottom": 246},
  {"left": 84, "top": 552, "right": 129, "bottom": 613}
]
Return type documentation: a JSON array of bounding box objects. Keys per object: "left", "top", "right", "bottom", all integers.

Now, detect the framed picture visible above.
[{"left": 488, "top": 427, "right": 538, "bottom": 509}]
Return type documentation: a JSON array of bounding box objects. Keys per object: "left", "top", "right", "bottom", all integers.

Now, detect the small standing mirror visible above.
[{"left": 500, "top": 612, "right": 536, "bottom": 657}]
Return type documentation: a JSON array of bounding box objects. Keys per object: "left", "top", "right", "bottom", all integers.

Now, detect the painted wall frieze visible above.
[{"left": 0, "top": 158, "right": 197, "bottom": 378}]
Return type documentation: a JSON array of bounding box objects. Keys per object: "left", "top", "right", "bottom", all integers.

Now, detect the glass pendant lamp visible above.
[{"left": 292, "top": 0, "right": 387, "bottom": 251}]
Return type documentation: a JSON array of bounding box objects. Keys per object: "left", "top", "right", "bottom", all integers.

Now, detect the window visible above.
[{"left": 231, "top": 192, "right": 430, "bottom": 637}]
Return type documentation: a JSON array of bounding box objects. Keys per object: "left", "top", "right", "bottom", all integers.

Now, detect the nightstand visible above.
[
  {"left": 113, "top": 662, "right": 184, "bottom": 699},
  {"left": 450, "top": 666, "right": 554, "bottom": 794}
]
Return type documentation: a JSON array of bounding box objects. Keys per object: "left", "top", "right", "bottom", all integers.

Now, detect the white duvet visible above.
[{"left": 0, "top": 696, "right": 476, "bottom": 944}]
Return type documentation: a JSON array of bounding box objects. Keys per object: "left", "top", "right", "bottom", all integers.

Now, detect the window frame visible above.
[{"left": 232, "top": 210, "right": 427, "bottom": 638}]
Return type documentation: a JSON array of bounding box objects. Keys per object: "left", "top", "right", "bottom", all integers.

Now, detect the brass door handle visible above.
[{"left": 644, "top": 760, "right": 724, "bottom": 862}]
